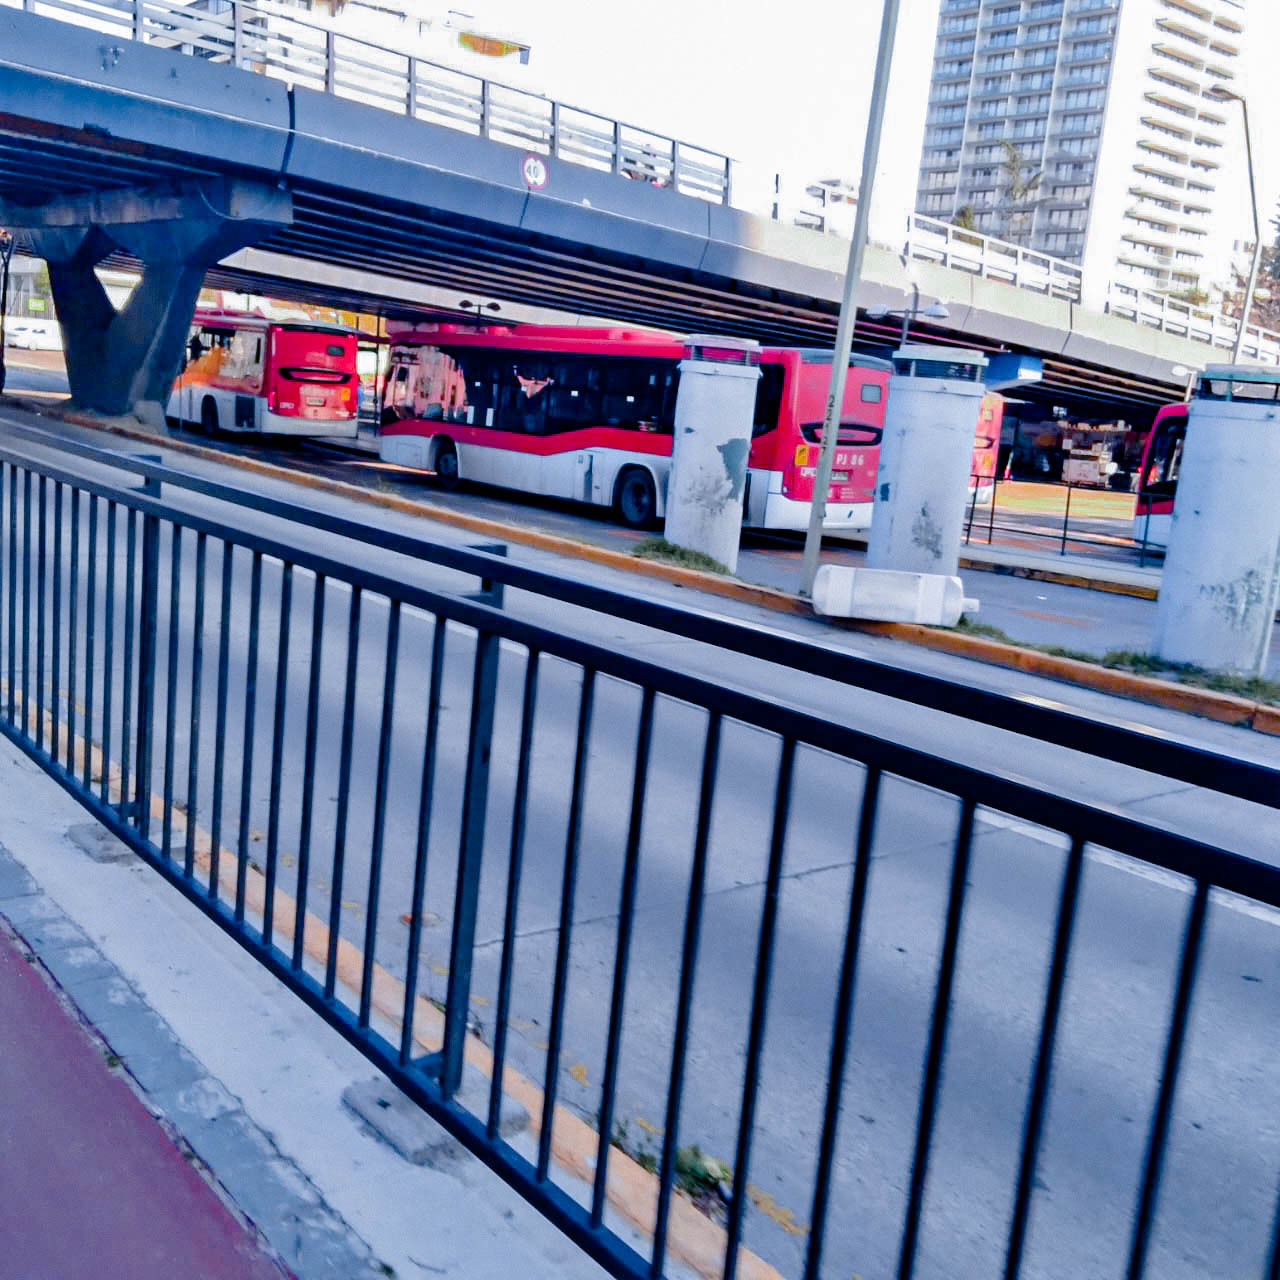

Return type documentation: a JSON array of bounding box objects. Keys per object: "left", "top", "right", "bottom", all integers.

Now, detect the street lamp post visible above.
[
  {"left": 799, "top": 0, "right": 901, "bottom": 598},
  {"left": 867, "top": 286, "right": 950, "bottom": 345},
  {"left": 1207, "top": 85, "right": 1260, "bottom": 364}
]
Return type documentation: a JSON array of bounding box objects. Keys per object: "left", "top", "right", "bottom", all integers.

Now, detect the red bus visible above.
[
  {"left": 167, "top": 310, "right": 360, "bottom": 438},
  {"left": 1132, "top": 402, "right": 1187, "bottom": 549},
  {"left": 379, "top": 323, "right": 997, "bottom": 529}
]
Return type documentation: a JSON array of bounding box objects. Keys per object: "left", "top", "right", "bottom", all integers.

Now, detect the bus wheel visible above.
[
  {"left": 433, "top": 438, "right": 460, "bottom": 490},
  {"left": 199, "top": 397, "right": 219, "bottom": 436},
  {"left": 615, "top": 467, "right": 656, "bottom": 529}
]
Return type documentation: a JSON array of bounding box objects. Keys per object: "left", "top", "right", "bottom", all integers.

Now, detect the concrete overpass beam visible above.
[{"left": 2, "top": 180, "right": 292, "bottom": 425}]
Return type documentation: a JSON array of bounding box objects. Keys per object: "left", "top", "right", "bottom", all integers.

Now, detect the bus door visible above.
[{"left": 1133, "top": 408, "right": 1186, "bottom": 549}]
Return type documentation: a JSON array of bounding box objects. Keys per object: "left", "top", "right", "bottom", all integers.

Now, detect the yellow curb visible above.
[
  {"left": 11, "top": 685, "right": 785, "bottom": 1280},
  {"left": 846, "top": 621, "right": 1265, "bottom": 729},
  {"left": 958, "top": 558, "right": 1159, "bottom": 602},
  {"left": 16, "top": 404, "right": 1279, "bottom": 736}
]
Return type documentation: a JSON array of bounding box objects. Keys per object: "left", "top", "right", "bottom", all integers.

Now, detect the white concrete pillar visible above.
[
  {"left": 664, "top": 336, "right": 761, "bottom": 574},
  {"left": 1153, "top": 366, "right": 1280, "bottom": 675},
  {"left": 867, "top": 345, "right": 988, "bottom": 578}
]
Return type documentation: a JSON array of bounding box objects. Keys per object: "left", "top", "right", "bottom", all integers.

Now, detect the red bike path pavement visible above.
[{"left": 0, "top": 923, "right": 290, "bottom": 1280}]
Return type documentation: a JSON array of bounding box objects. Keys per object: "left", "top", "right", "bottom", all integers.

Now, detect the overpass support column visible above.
[{"left": 1, "top": 180, "right": 292, "bottom": 426}]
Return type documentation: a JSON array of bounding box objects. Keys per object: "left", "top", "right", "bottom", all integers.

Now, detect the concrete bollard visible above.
[
  {"left": 867, "top": 345, "right": 988, "bottom": 579},
  {"left": 812, "top": 565, "right": 978, "bottom": 626},
  {"left": 664, "top": 336, "right": 761, "bottom": 574},
  {"left": 1153, "top": 365, "right": 1280, "bottom": 675}
]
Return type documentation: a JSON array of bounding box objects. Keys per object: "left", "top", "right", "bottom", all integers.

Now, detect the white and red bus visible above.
[
  {"left": 1132, "top": 402, "right": 1187, "bottom": 549},
  {"left": 378, "top": 323, "right": 999, "bottom": 529},
  {"left": 167, "top": 310, "right": 360, "bottom": 438}
]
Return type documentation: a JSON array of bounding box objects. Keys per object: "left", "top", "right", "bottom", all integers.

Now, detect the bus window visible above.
[
  {"left": 1141, "top": 413, "right": 1186, "bottom": 499},
  {"left": 753, "top": 364, "right": 785, "bottom": 437}
]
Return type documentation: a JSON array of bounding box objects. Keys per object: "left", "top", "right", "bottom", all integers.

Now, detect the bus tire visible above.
[
  {"left": 199, "top": 396, "right": 219, "bottom": 436},
  {"left": 614, "top": 467, "right": 657, "bottom": 529},
  {"left": 432, "top": 438, "right": 460, "bottom": 490}
]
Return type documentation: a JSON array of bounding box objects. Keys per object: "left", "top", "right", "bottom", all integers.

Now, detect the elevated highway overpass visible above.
[{"left": 1, "top": 0, "right": 1275, "bottom": 420}]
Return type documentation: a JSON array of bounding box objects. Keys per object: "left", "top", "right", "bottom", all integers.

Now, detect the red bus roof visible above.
[
  {"left": 193, "top": 308, "right": 357, "bottom": 338},
  {"left": 384, "top": 323, "right": 892, "bottom": 371}
]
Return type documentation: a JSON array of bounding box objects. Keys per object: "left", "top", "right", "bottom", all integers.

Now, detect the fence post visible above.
[
  {"left": 133, "top": 0, "right": 144, "bottom": 42},
  {"left": 549, "top": 100, "right": 559, "bottom": 157},
  {"left": 133, "top": 461, "right": 162, "bottom": 837},
  {"left": 439, "top": 630, "right": 499, "bottom": 1097},
  {"left": 406, "top": 56, "right": 417, "bottom": 117},
  {"left": 233, "top": 0, "right": 243, "bottom": 67},
  {"left": 1060, "top": 482, "right": 1073, "bottom": 556},
  {"left": 324, "top": 29, "right": 336, "bottom": 93},
  {"left": 612, "top": 120, "right": 623, "bottom": 176},
  {"left": 479, "top": 79, "right": 490, "bottom": 137},
  {"left": 722, "top": 155, "right": 732, "bottom": 207}
]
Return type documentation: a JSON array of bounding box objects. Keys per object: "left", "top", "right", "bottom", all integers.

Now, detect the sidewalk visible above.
[
  {"left": 0, "top": 915, "right": 288, "bottom": 1280},
  {"left": 0, "top": 747, "right": 616, "bottom": 1280}
]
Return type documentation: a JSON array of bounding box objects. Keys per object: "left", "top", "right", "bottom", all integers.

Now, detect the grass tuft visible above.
[
  {"left": 950, "top": 620, "right": 1280, "bottom": 704},
  {"left": 632, "top": 537, "right": 730, "bottom": 576}
]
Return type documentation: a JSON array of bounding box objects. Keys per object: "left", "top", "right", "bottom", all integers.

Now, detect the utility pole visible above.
[{"left": 800, "top": 0, "right": 901, "bottom": 597}]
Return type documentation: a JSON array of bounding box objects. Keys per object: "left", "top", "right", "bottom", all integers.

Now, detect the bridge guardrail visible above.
[{"left": 1, "top": 427, "right": 1279, "bottom": 1279}]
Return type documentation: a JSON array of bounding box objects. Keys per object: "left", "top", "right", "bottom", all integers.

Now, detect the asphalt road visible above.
[{"left": 3, "top": 411, "right": 1279, "bottom": 1280}]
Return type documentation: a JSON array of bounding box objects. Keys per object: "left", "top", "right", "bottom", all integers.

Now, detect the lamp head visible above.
[
  {"left": 865, "top": 306, "right": 893, "bottom": 320},
  {"left": 923, "top": 301, "right": 950, "bottom": 320}
]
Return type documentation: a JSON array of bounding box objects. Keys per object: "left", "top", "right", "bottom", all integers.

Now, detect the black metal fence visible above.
[{"left": 1, "top": 425, "right": 1279, "bottom": 1280}]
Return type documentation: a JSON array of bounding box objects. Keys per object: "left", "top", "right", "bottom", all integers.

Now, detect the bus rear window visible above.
[{"left": 800, "top": 422, "right": 883, "bottom": 446}]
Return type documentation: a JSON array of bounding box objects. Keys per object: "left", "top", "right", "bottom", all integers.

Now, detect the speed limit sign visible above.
[{"left": 522, "top": 153, "right": 549, "bottom": 190}]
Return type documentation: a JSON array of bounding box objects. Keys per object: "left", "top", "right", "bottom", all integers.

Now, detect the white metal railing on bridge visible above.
[
  {"left": 901, "top": 214, "right": 1085, "bottom": 303},
  {"left": 1105, "top": 283, "right": 1280, "bottom": 367},
  {"left": 5, "top": 0, "right": 1278, "bottom": 365}
]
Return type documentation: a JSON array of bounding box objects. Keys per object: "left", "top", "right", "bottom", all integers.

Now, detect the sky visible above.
[{"left": 461, "top": 0, "right": 1280, "bottom": 244}]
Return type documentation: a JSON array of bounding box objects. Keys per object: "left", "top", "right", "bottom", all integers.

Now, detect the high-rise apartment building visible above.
[{"left": 916, "top": 0, "right": 1247, "bottom": 309}]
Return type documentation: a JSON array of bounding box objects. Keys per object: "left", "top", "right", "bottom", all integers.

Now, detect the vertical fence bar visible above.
[
  {"left": 263, "top": 563, "right": 293, "bottom": 948},
  {"left": 1004, "top": 834, "right": 1087, "bottom": 1279},
  {"left": 590, "top": 684, "right": 655, "bottom": 1225},
  {"left": 804, "top": 766, "right": 881, "bottom": 1280},
  {"left": 184, "top": 532, "right": 206, "bottom": 879},
  {"left": 723, "top": 737, "right": 797, "bottom": 1280},
  {"left": 651, "top": 712, "right": 723, "bottom": 1275},
  {"left": 536, "top": 666, "right": 597, "bottom": 1180},
  {"left": 549, "top": 101, "right": 560, "bottom": 157},
  {"left": 67, "top": 489, "right": 78, "bottom": 777},
  {"left": 324, "top": 28, "right": 336, "bottom": 93},
  {"left": 82, "top": 495, "right": 97, "bottom": 792},
  {"left": 1127, "top": 879, "right": 1210, "bottom": 1280},
  {"left": 232, "top": 0, "right": 243, "bottom": 65},
  {"left": 440, "top": 628, "right": 500, "bottom": 1098},
  {"left": 479, "top": 79, "right": 491, "bottom": 136},
  {"left": 612, "top": 120, "right": 623, "bottom": 175},
  {"left": 898, "top": 797, "right": 977, "bottom": 1280},
  {"left": 100, "top": 504, "right": 116, "bottom": 806},
  {"left": 401, "top": 617, "right": 448, "bottom": 1066},
  {"left": 292, "top": 573, "right": 326, "bottom": 971},
  {"left": 208, "top": 544, "right": 234, "bottom": 900},
  {"left": 325, "top": 586, "right": 362, "bottom": 1001},
  {"left": 119, "top": 509, "right": 137, "bottom": 820},
  {"left": 160, "top": 526, "right": 182, "bottom": 858},
  {"left": 1060, "top": 483, "right": 1073, "bottom": 556},
  {"left": 358, "top": 598, "right": 400, "bottom": 1028},
  {"left": 0, "top": 465, "right": 5, "bottom": 723},
  {"left": 486, "top": 644, "right": 537, "bottom": 1124},
  {"left": 135, "top": 504, "right": 162, "bottom": 842},
  {"left": 21, "top": 471, "right": 31, "bottom": 738},
  {"left": 965, "top": 473, "right": 980, "bottom": 545},
  {"left": 51, "top": 482, "right": 62, "bottom": 765},
  {"left": 6, "top": 465, "right": 16, "bottom": 724},
  {"left": 235, "top": 551, "right": 263, "bottom": 924},
  {"left": 35, "top": 475, "right": 45, "bottom": 752}
]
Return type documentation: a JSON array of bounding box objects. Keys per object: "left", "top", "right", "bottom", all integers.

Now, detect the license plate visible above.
[
  {"left": 830, "top": 470, "right": 849, "bottom": 483},
  {"left": 306, "top": 396, "right": 326, "bottom": 406}
]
